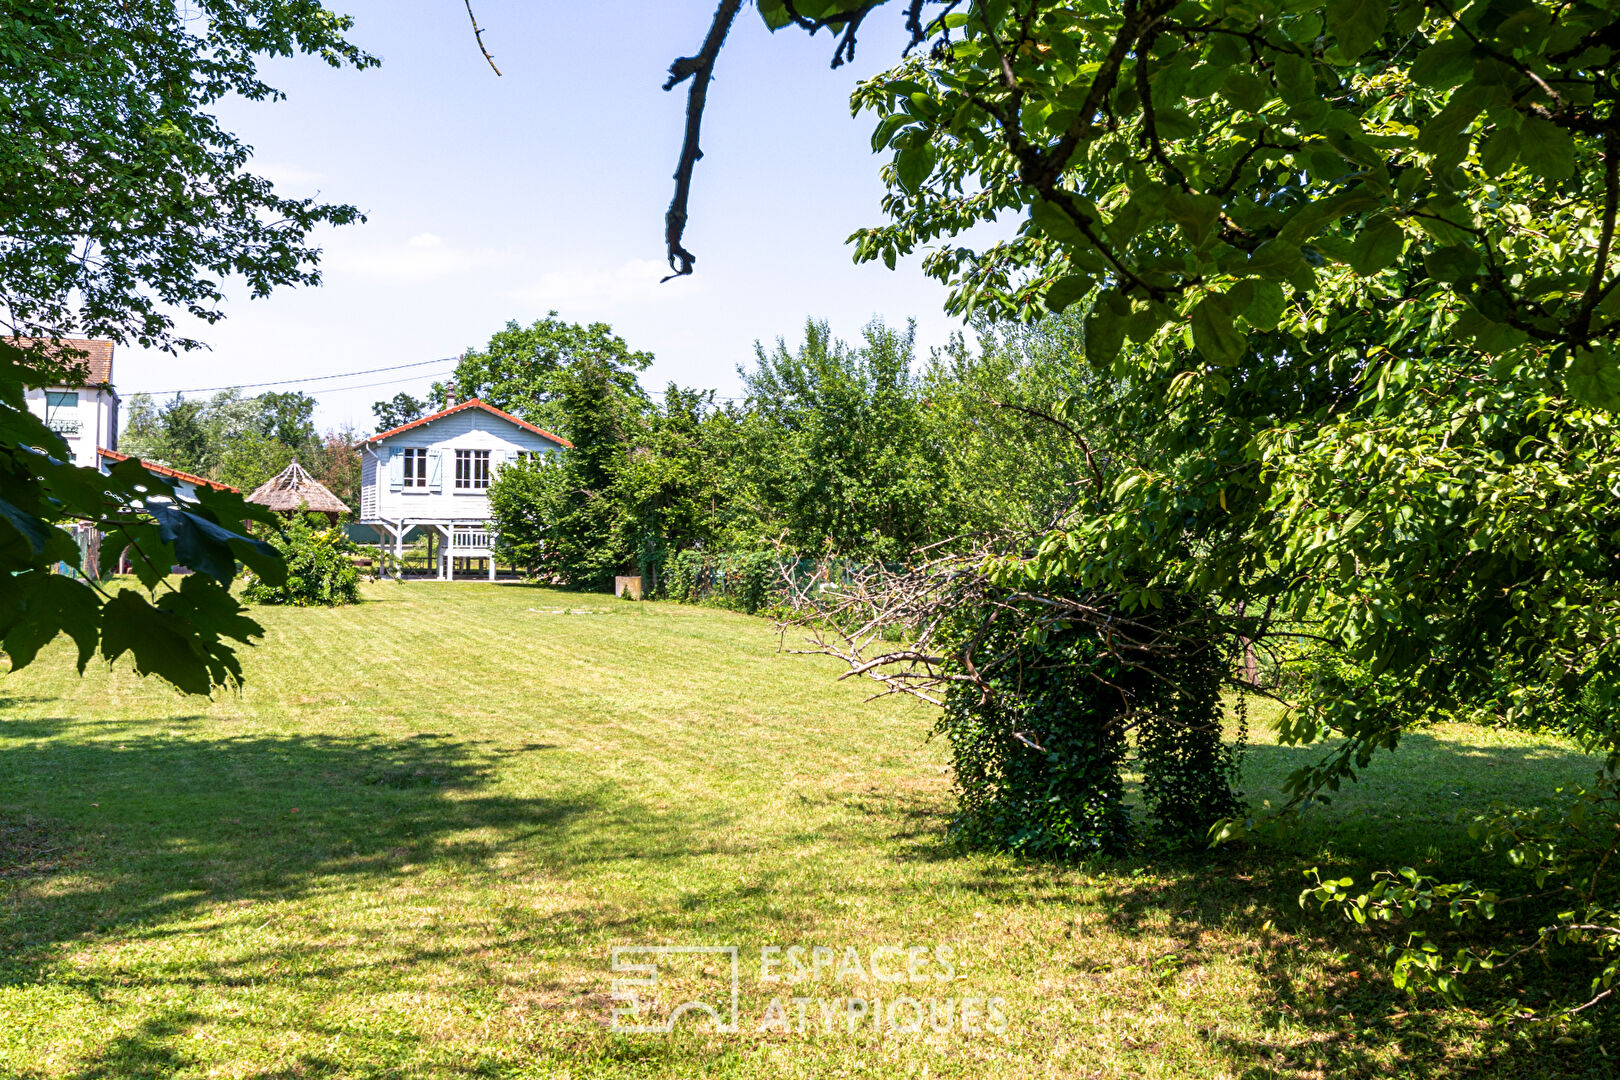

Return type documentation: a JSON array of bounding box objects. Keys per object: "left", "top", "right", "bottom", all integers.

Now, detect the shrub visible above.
[
  {"left": 936, "top": 600, "right": 1241, "bottom": 857},
  {"left": 241, "top": 514, "right": 362, "bottom": 606},
  {"left": 663, "top": 550, "right": 782, "bottom": 615}
]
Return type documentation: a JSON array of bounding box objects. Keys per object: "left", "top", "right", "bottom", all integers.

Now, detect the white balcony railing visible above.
[
  {"left": 450, "top": 529, "right": 491, "bottom": 551},
  {"left": 47, "top": 417, "right": 80, "bottom": 435}
]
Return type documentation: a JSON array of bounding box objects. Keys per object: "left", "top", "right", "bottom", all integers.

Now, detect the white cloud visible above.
[
  {"left": 505, "top": 258, "right": 705, "bottom": 308},
  {"left": 324, "top": 233, "right": 517, "bottom": 283}
]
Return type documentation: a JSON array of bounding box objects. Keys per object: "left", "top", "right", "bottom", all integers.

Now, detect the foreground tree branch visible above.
[
  {"left": 661, "top": 0, "right": 745, "bottom": 280},
  {"left": 463, "top": 0, "right": 502, "bottom": 76}
]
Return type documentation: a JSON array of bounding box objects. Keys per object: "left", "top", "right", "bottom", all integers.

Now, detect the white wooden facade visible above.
[
  {"left": 358, "top": 399, "right": 569, "bottom": 580},
  {"left": 17, "top": 338, "right": 120, "bottom": 470}
]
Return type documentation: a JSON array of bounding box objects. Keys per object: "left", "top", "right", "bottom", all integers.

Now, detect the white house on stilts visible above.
[{"left": 358, "top": 399, "right": 570, "bottom": 580}]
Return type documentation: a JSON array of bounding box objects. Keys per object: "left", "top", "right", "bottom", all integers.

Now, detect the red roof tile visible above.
[
  {"left": 363, "top": 398, "right": 573, "bottom": 448},
  {"left": 8, "top": 337, "right": 114, "bottom": 385},
  {"left": 99, "top": 449, "right": 238, "bottom": 493}
]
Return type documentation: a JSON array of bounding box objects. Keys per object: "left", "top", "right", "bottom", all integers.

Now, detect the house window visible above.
[
  {"left": 45, "top": 391, "right": 79, "bottom": 435},
  {"left": 401, "top": 448, "right": 428, "bottom": 488},
  {"left": 455, "top": 449, "right": 491, "bottom": 489}
]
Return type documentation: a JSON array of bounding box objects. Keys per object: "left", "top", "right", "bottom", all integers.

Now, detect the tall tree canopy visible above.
[
  {"left": 447, "top": 314, "right": 652, "bottom": 438},
  {"left": 0, "top": 1, "right": 375, "bottom": 692}
]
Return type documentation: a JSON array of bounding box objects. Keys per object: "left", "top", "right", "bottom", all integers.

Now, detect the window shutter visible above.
[
  {"left": 428, "top": 450, "right": 444, "bottom": 491},
  {"left": 385, "top": 447, "right": 403, "bottom": 491}
]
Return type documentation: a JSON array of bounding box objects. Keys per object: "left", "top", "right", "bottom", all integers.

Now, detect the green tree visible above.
[
  {"left": 0, "top": 1, "right": 374, "bottom": 692},
  {"left": 614, "top": 385, "right": 740, "bottom": 588},
  {"left": 309, "top": 426, "right": 364, "bottom": 513},
  {"left": 241, "top": 514, "right": 362, "bottom": 607},
  {"left": 449, "top": 313, "right": 651, "bottom": 437},
  {"left": 734, "top": 319, "right": 944, "bottom": 559},
  {"left": 214, "top": 430, "right": 297, "bottom": 494},
  {"left": 488, "top": 349, "right": 644, "bottom": 589},
  {"left": 372, "top": 392, "right": 428, "bottom": 432},
  {"left": 119, "top": 389, "right": 322, "bottom": 495},
  {"left": 255, "top": 391, "right": 319, "bottom": 453}
]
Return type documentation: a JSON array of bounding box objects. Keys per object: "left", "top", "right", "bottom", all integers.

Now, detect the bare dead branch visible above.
[{"left": 462, "top": 0, "right": 501, "bottom": 76}]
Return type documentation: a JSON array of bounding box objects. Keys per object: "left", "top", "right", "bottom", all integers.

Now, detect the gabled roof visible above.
[
  {"left": 9, "top": 337, "right": 114, "bottom": 386},
  {"left": 363, "top": 398, "right": 572, "bottom": 448},
  {"left": 99, "top": 449, "right": 237, "bottom": 493},
  {"left": 246, "top": 460, "right": 349, "bottom": 515}
]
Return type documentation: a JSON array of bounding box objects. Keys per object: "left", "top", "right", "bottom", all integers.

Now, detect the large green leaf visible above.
[
  {"left": 0, "top": 571, "right": 99, "bottom": 672},
  {"left": 1327, "top": 0, "right": 1389, "bottom": 60},
  {"left": 1191, "top": 297, "right": 1247, "bottom": 366},
  {"left": 1518, "top": 115, "right": 1575, "bottom": 180},
  {"left": 99, "top": 589, "right": 219, "bottom": 696},
  {"left": 1566, "top": 346, "right": 1620, "bottom": 410},
  {"left": 1350, "top": 220, "right": 1406, "bottom": 276}
]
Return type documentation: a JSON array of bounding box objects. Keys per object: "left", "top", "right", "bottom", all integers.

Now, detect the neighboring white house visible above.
[
  {"left": 358, "top": 398, "right": 571, "bottom": 580},
  {"left": 18, "top": 337, "right": 121, "bottom": 469}
]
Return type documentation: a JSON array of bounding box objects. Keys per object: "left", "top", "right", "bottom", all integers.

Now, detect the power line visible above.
[
  {"left": 253, "top": 368, "right": 459, "bottom": 397},
  {"left": 132, "top": 357, "right": 458, "bottom": 396}
]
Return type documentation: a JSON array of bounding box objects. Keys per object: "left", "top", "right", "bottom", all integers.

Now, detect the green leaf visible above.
[
  {"left": 100, "top": 589, "right": 216, "bottom": 695},
  {"left": 1518, "top": 115, "right": 1575, "bottom": 181},
  {"left": 0, "top": 571, "right": 99, "bottom": 672},
  {"left": 1085, "top": 306, "right": 1126, "bottom": 368},
  {"left": 1273, "top": 54, "right": 1317, "bottom": 107},
  {"left": 150, "top": 505, "right": 246, "bottom": 585},
  {"left": 1164, "top": 192, "right": 1222, "bottom": 248},
  {"left": 871, "top": 113, "right": 913, "bottom": 153},
  {"left": 1192, "top": 297, "right": 1247, "bottom": 366},
  {"left": 894, "top": 141, "right": 938, "bottom": 195},
  {"left": 1478, "top": 127, "right": 1519, "bottom": 177},
  {"left": 1046, "top": 274, "right": 1093, "bottom": 313},
  {"left": 1424, "top": 245, "right": 1479, "bottom": 283},
  {"left": 0, "top": 496, "right": 74, "bottom": 563},
  {"left": 1247, "top": 239, "right": 1305, "bottom": 277},
  {"left": 1030, "top": 199, "right": 1087, "bottom": 246},
  {"left": 1350, "top": 220, "right": 1406, "bottom": 275},
  {"left": 1220, "top": 71, "right": 1269, "bottom": 113},
  {"left": 1392, "top": 0, "right": 1425, "bottom": 36},
  {"left": 1410, "top": 38, "right": 1475, "bottom": 89},
  {"left": 1245, "top": 280, "right": 1288, "bottom": 330},
  {"left": 757, "top": 0, "right": 793, "bottom": 30},
  {"left": 1327, "top": 0, "right": 1389, "bottom": 61},
  {"left": 1566, "top": 346, "right": 1620, "bottom": 409}
]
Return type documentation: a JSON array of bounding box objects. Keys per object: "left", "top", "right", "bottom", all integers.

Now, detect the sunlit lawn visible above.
[{"left": 0, "top": 581, "right": 1612, "bottom": 1078}]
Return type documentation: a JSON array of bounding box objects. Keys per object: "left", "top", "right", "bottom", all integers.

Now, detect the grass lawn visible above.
[{"left": 0, "top": 582, "right": 1613, "bottom": 1079}]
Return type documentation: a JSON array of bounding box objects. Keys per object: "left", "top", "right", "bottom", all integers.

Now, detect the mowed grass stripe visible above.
[{"left": 0, "top": 581, "right": 1609, "bottom": 1078}]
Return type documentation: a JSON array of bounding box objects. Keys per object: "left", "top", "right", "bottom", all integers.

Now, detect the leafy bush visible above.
[
  {"left": 242, "top": 514, "right": 361, "bottom": 606},
  {"left": 936, "top": 603, "right": 1241, "bottom": 857},
  {"left": 663, "top": 550, "right": 783, "bottom": 615},
  {"left": 937, "top": 619, "right": 1132, "bottom": 857}
]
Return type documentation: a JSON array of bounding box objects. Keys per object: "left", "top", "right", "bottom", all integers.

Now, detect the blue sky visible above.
[{"left": 123, "top": 1, "right": 970, "bottom": 430}]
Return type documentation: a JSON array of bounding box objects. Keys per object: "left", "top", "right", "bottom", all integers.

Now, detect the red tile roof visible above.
[
  {"left": 8, "top": 337, "right": 114, "bottom": 385},
  {"left": 98, "top": 449, "right": 238, "bottom": 493},
  {"left": 363, "top": 398, "right": 573, "bottom": 448}
]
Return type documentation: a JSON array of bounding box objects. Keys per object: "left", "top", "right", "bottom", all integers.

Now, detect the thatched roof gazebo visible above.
[{"left": 246, "top": 461, "right": 350, "bottom": 523}]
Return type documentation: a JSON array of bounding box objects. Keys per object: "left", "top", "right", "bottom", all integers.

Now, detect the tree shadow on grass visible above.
[
  {"left": 0, "top": 719, "right": 603, "bottom": 987},
  {"left": 882, "top": 733, "right": 1614, "bottom": 1078}
]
